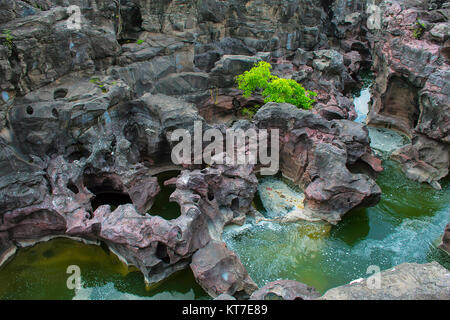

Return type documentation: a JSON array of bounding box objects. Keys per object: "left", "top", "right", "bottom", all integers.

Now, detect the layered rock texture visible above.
[
  {"left": 0, "top": 0, "right": 448, "bottom": 300},
  {"left": 367, "top": 0, "right": 449, "bottom": 188}
]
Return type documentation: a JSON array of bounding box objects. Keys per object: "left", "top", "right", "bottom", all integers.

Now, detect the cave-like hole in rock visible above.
[
  {"left": 66, "top": 144, "right": 91, "bottom": 162},
  {"left": 231, "top": 198, "right": 240, "bottom": 213},
  {"left": 117, "top": 3, "right": 143, "bottom": 44},
  {"left": 381, "top": 76, "right": 420, "bottom": 132},
  {"left": 147, "top": 171, "right": 182, "bottom": 221},
  {"left": 441, "top": 47, "right": 450, "bottom": 64},
  {"left": 54, "top": 88, "right": 68, "bottom": 99},
  {"left": 84, "top": 175, "right": 132, "bottom": 212},
  {"left": 67, "top": 182, "right": 79, "bottom": 194},
  {"left": 26, "top": 106, "right": 33, "bottom": 115},
  {"left": 90, "top": 193, "right": 132, "bottom": 212},
  {"left": 155, "top": 242, "right": 171, "bottom": 264},
  {"left": 52, "top": 108, "right": 59, "bottom": 118}
]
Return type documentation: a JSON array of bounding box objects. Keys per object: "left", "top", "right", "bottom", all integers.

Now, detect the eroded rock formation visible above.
[
  {"left": 254, "top": 102, "right": 381, "bottom": 223},
  {"left": 0, "top": 0, "right": 447, "bottom": 300},
  {"left": 367, "top": 0, "right": 449, "bottom": 188}
]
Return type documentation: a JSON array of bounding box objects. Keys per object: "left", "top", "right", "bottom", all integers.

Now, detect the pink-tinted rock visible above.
[
  {"left": 367, "top": 0, "right": 449, "bottom": 186},
  {"left": 191, "top": 241, "right": 258, "bottom": 299},
  {"left": 254, "top": 102, "right": 381, "bottom": 223},
  {"left": 391, "top": 134, "right": 448, "bottom": 189}
]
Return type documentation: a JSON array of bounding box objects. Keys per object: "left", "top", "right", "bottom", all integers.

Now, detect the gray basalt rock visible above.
[
  {"left": 250, "top": 280, "right": 320, "bottom": 300},
  {"left": 292, "top": 48, "right": 358, "bottom": 121},
  {"left": 210, "top": 55, "right": 262, "bottom": 88},
  {"left": 321, "top": 262, "right": 450, "bottom": 300},
  {"left": 0, "top": 6, "right": 120, "bottom": 95}
]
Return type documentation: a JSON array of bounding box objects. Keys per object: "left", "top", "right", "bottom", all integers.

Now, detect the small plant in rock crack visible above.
[
  {"left": 236, "top": 61, "right": 317, "bottom": 110},
  {"left": 2, "top": 29, "right": 13, "bottom": 49},
  {"left": 412, "top": 20, "right": 426, "bottom": 39},
  {"left": 241, "top": 104, "right": 260, "bottom": 119},
  {"left": 136, "top": 39, "right": 144, "bottom": 45},
  {"left": 90, "top": 78, "right": 109, "bottom": 94}
]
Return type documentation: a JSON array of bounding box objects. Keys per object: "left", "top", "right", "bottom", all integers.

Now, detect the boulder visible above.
[
  {"left": 321, "top": 262, "right": 450, "bottom": 300},
  {"left": 190, "top": 241, "right": 258, "bottom": 299},
  {"left": 391, "top": 134, "right": 448, "bottom": 189}
]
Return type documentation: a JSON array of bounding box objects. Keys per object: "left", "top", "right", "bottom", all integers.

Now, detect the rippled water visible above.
[
  {"left": 0, "top": 238, "right": 208, "bottom": 300},
  {"left": 223, "top": 82, "right": 449, "bottom": 294},
  {"left": 223, "top": 161, "right": 449, "bottom": 294}
]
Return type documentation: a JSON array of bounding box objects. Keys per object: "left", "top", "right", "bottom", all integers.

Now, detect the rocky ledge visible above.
[{"left": 321, "top": 262, "right": 450, "bottom": 300}]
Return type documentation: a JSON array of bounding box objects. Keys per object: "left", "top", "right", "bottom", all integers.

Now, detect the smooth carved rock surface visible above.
[
  {"left": 321, "top": 262, "right": 450, "bottom": 300},
  {"left": 391, "top": 134, "right": 449, "bottom": 189}
]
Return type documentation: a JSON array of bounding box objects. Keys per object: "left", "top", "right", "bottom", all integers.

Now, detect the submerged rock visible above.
[{"left": 321, "top": 262, "right": 450, "bottom": 300}]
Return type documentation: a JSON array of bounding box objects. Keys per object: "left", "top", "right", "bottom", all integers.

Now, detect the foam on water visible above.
[
  {"left": 223, "top": 160, "right": 450, "bottom": 294},
  {"left": 368, "top": 127, "right": 410, "bottom": 156}
]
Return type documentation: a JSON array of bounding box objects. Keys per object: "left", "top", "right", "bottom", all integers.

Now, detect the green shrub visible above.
[
  {"left": 236, "top": 61, "right": 317, "bottom": 110},
  {"left": 2, "top": 29, "right": 13, "bottom": 49},
  {"left": 241, "top": 104, "right": 260, "bottom": 118},
  {"left": 412, "top": 20, "right": 426, "bottom": 39},
  {"left": 90, "top": 78, "right": 109, "bottom": 94},
  {"left": 136, "top": 39, "right": 144, "bottom": 45}
]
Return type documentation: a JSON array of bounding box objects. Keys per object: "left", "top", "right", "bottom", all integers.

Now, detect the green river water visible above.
[
  {"left": 223, "top": 160, "right": 449, "bottom": 294},
  {"left": 0, "top": 86, "right": 449, "bottom": 299}
]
